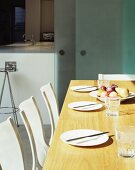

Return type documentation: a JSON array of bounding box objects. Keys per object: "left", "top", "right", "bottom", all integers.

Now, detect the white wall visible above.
[{"left": 0, "top": 53, "right": 54, "bottom": 125}]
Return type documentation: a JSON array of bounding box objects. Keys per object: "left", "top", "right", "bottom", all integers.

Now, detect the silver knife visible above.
[
  {"left": 66, "top": 131, "right": 109, "bottom": 142},
  {"left": 75, "top": 86, "right": 98, "bottom": 91},
  {"left": 73, "top": 103, "right": 97, "bottom": 108}
]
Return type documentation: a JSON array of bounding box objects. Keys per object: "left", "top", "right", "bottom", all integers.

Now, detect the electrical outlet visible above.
[{"left": 5, "top": 61, "right": 17, "bottom": 72}]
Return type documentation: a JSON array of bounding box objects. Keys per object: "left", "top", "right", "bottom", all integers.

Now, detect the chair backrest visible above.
[
  {"left": 20, "top": 110, "right": 37, "bottom": 170},
  {"left": 0, "top": 117, "right": 26, "bottom": 170},
  {"left": 19, "top": 96, "right": 48, "bottom": 168},
  {"left": 40, "top": 83, "right": 59, "bottom": 144},
  {"left": 98, "top": 74, "right": 135, "bottom": 80}
]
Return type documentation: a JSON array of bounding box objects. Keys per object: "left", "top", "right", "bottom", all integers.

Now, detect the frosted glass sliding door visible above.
[
  {"left": 122, "top": 0, "right": 135, "bottom": 73},
  {"left": 54, "top": 0, "right": 75, "bottom": 108},
  {"left": 76, "top": 0, "right": 123, "bottom": 79}
]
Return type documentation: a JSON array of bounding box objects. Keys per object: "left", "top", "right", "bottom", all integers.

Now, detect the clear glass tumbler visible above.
[
  {"left": 105, "top": 97, "right": 120, "bottom": 116},
  {"left": 115, "top": 126, "right": 135, "bottom": 158},
  {"left": 97, "top": 79, "right": 110, "bottom": 88}
]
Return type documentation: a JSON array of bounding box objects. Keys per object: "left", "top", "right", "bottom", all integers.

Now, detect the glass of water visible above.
[
  {"left": 105, "top": 97, "right": 120, "bottom": 116},
  {"left": 115, "top": 126, "right": 135, "bottom": 158},
  {"left": 97, "top": 79, "right": 110, "bottom": 88}
]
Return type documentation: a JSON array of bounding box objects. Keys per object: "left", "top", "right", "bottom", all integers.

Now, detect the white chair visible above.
[
  {"left": 98, "top": 74, "right": 135, "bottom": 80},
  {"left": 40, "top": 83, "right": 59, "bottom": 145},
  {"left": 0, "top": 117, "right": 26, "bottom": 170},
  {"left": 19, "top": 96, "right": 48, "bottom": 169}
]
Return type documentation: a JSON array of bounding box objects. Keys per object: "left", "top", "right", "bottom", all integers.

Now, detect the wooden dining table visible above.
[{"left": 43, "top": 80, "right": 135, "bottom": 170}]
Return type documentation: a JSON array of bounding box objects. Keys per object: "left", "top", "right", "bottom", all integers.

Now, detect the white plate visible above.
[
  {"left": 68, "top": 101, "right": 103, "bottom": 111},
  {"left": 70, "top": 86, "right": 97, "bottom": 92},
  {"left": 60, "top": 129, "right": 109, "bottom": 146},
  {"left": 89, "top": 91, "right": 135, "bottom": 102}
]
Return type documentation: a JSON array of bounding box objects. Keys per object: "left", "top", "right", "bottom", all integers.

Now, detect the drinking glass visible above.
[
  {"left": 115, "top": 126, "right": 135, "bottom": 158},
  {"left": 97, "top": 79, "right": 110, "bottom": 88},
  {"left": 105, "top": 97, "right": 120, "bottom": 116}
]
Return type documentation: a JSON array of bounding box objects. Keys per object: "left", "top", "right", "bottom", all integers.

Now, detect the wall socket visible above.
[{"left": 5, "top": 61, "right": 17, "bottom": 72}]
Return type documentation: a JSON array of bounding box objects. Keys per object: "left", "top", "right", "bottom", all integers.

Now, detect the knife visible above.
[
  {"left": 73, "top": 103, "right": 98, "bottom": 108},
  {"left": 66, "top": 131, "right": 109, "bottom": 142},
  {"left": 75, "top": 86, "right": 98, "bottom": 91}
]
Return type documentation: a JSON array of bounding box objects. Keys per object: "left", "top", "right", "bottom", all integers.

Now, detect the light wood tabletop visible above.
[{"left": 43, "top": 80, "right": 135, "bottom": 170}]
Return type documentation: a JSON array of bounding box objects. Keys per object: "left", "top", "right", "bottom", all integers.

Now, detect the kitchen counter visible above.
[
  {"left": 0, "top": 51, "right": 55, "bottom": 124},
  {"left": 0, "top": 42, "right": 54, "bottom": 53}
]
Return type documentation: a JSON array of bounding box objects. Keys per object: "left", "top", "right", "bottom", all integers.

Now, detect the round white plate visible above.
[
  {"left": 68, "top": 101, "right": 103, "bottom": 111},
  {"left": 70, "top": 86, "right": 97, "bottom": 92},
  {"left": 60, "top": 129, "right": 109, "bottom": 146},
  {"left": 89, "top": 91, "right": 135, "bottom": 102}
]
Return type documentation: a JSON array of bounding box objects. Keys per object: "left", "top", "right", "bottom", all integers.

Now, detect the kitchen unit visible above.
[{"left": 0, "top": 44, "right": 55, "bottom": 124}]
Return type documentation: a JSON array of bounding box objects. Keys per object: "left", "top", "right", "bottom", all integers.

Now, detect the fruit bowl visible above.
[
  {"left": 89, "top": 90, "right": 135, "bottom": 102},
  {"left": 90, "top": 84, "right": 135, "bottom": 102},
  {"left": 98, "top": 84, "right": 130, "bottom": 98}
]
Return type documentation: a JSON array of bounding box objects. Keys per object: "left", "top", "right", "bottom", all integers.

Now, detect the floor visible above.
[{"left": 18, "top": 125, "right": 51, "bottom": 170}]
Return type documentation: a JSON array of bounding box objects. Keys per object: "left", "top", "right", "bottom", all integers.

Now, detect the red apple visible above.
[
  {"left": 100, "top": 86, "right": 106, "bottom": 91},
  {"left": 106, "top": 87, "right": 113, "bottom": 93},
  {"left": 100, "top": 91, "right": 108, "bottom": 97},
  {"left": 111, "top": 84, "right": 118, "bottom": 91}
]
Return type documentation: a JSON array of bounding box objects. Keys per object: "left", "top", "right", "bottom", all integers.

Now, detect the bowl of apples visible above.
[{"left": 89, "top": 84, "right": 135, "bottom": 102}]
